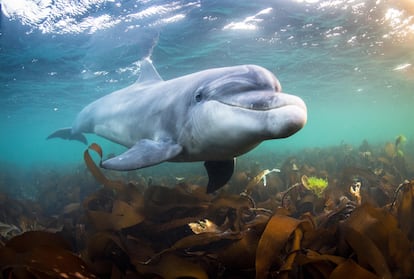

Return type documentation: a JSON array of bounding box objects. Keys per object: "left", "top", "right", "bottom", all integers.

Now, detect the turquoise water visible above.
[{"left": 1, "top": 0, "right": 413, "bottom": 179}]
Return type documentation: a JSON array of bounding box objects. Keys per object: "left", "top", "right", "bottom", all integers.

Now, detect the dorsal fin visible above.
[{"left": 136, "top": 57, "right": 163, "bottom": 84}]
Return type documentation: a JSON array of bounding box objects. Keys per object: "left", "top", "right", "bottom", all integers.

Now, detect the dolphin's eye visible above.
[{"left": 195, "top": 91, "right": 203, "bottom": 102}]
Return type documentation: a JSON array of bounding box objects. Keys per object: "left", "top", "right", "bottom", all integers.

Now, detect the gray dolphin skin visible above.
[{"left": 47, "top": 58, "right": 307, "bottom": 193}]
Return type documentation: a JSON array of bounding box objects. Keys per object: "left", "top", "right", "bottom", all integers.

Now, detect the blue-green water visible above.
[{"left": 1, "top": 0, "right": 413, "bottom": 186}]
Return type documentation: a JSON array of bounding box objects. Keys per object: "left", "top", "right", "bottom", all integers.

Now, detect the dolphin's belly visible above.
[
  {"left": 171, "top": 141, "right": 260, "bottom": 162},
  {"left": 94, "top": 123, "right": 136, "bottom": 147}
]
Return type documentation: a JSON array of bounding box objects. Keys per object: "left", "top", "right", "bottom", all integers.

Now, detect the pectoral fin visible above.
[
  {"left": 204, "top": 159, "right": 235, "bottom": 193},
  {"left": 101, "top": 139, "right": 182, "bottom": 171}
]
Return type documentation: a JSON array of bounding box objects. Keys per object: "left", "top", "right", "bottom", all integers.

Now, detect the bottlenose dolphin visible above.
[{"left": 48, "top": 58, "right": 307, "bottom": 192}]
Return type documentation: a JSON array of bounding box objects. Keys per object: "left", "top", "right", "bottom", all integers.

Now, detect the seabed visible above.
[{"left": 0, "top": 138, "right": 414, "bottom": 279}]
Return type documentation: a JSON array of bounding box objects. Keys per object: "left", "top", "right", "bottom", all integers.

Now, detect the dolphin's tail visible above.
[{"left": 47, "top": 127, "right": 87, "bottom": 145}]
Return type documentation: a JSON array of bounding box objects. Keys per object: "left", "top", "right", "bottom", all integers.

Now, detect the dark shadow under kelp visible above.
[{"left": 0, "top": 137, "right": 414, "bottom": 278}]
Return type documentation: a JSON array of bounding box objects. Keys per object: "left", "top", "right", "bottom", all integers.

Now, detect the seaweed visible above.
[
  {"left": 0, "top": 231, "right": 97, "bottom": 278},
  {"left": 301, "top": 175, "right": 328, "bottom": 197},
  {"left": 0, "top": 138, "right": 413, "bottom": 278}
]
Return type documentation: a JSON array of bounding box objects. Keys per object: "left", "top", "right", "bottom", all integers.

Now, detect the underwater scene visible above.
[{"left": 1, "top": 0, "right": 414, "bottom": 278}]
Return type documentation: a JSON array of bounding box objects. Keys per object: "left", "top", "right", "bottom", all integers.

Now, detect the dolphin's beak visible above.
[
  {"left": 266, "top": 92, "right": 307, "bottom": 138},
  {"left": 218, "top": 89, "right": 307, "bottom": 113},
  {"left": 218, "top": 89, "right": 307, "bottom": 138}
]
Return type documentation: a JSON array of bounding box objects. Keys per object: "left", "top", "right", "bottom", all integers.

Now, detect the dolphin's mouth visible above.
[{"left": 218, "top": 90, "right": 307, "bottom": 112}]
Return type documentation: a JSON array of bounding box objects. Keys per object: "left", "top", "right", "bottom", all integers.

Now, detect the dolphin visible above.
[{"left": 48, "top": 58, "right": 307, "bottom": 193}]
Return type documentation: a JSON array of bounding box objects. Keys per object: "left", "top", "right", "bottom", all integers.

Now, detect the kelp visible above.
[
  {"left": 84, "top": 143, "right": 126, "bottom": 192},
  {"left": 244, "top": 168, "right": 280, "bottom": 195},
  {"left": 392, "top": 179, "right": 414, "bottom": 240},
  {"left": 0, "top": 139, "right": 414, "bottom": 278},
  {"left": 329, "top": 260, "right": 379, "bottom": 279},
  {"left": 0, "top": 231, "right": 96, "bottom": 279},
  {"left": 136, "top": 253, "right": 210, "bottom": 279},
  {"left": 255, "top": 214, "right": 313, "bottom": 279},
  {"left": 340, "top": 203, "right": 414, "bottom": 278},
  {"left": 83, "top": 186, "right": 145, "bottom": 231}
]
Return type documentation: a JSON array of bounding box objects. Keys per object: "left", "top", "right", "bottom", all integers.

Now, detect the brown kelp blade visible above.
[
  {"left": 0, "top": 231, "right": 97, "bottom": 279},
  {"left": 395, "top": 180, "right": 414, "bottom": 239},
  {"left": 341, "top": 203, "right": 414, "bottom": 278},
  {"left": 330, "top": 259, "right": 379, "bottom": 279},
  {"left": 255, "top": 213, "right": 313, "bottom": 279},
  {"left": 84, "top": 143, "right": 124, "bottom": 191},
  {"left": 342, "top": 226, "right": 391, "bottom": 279}
]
